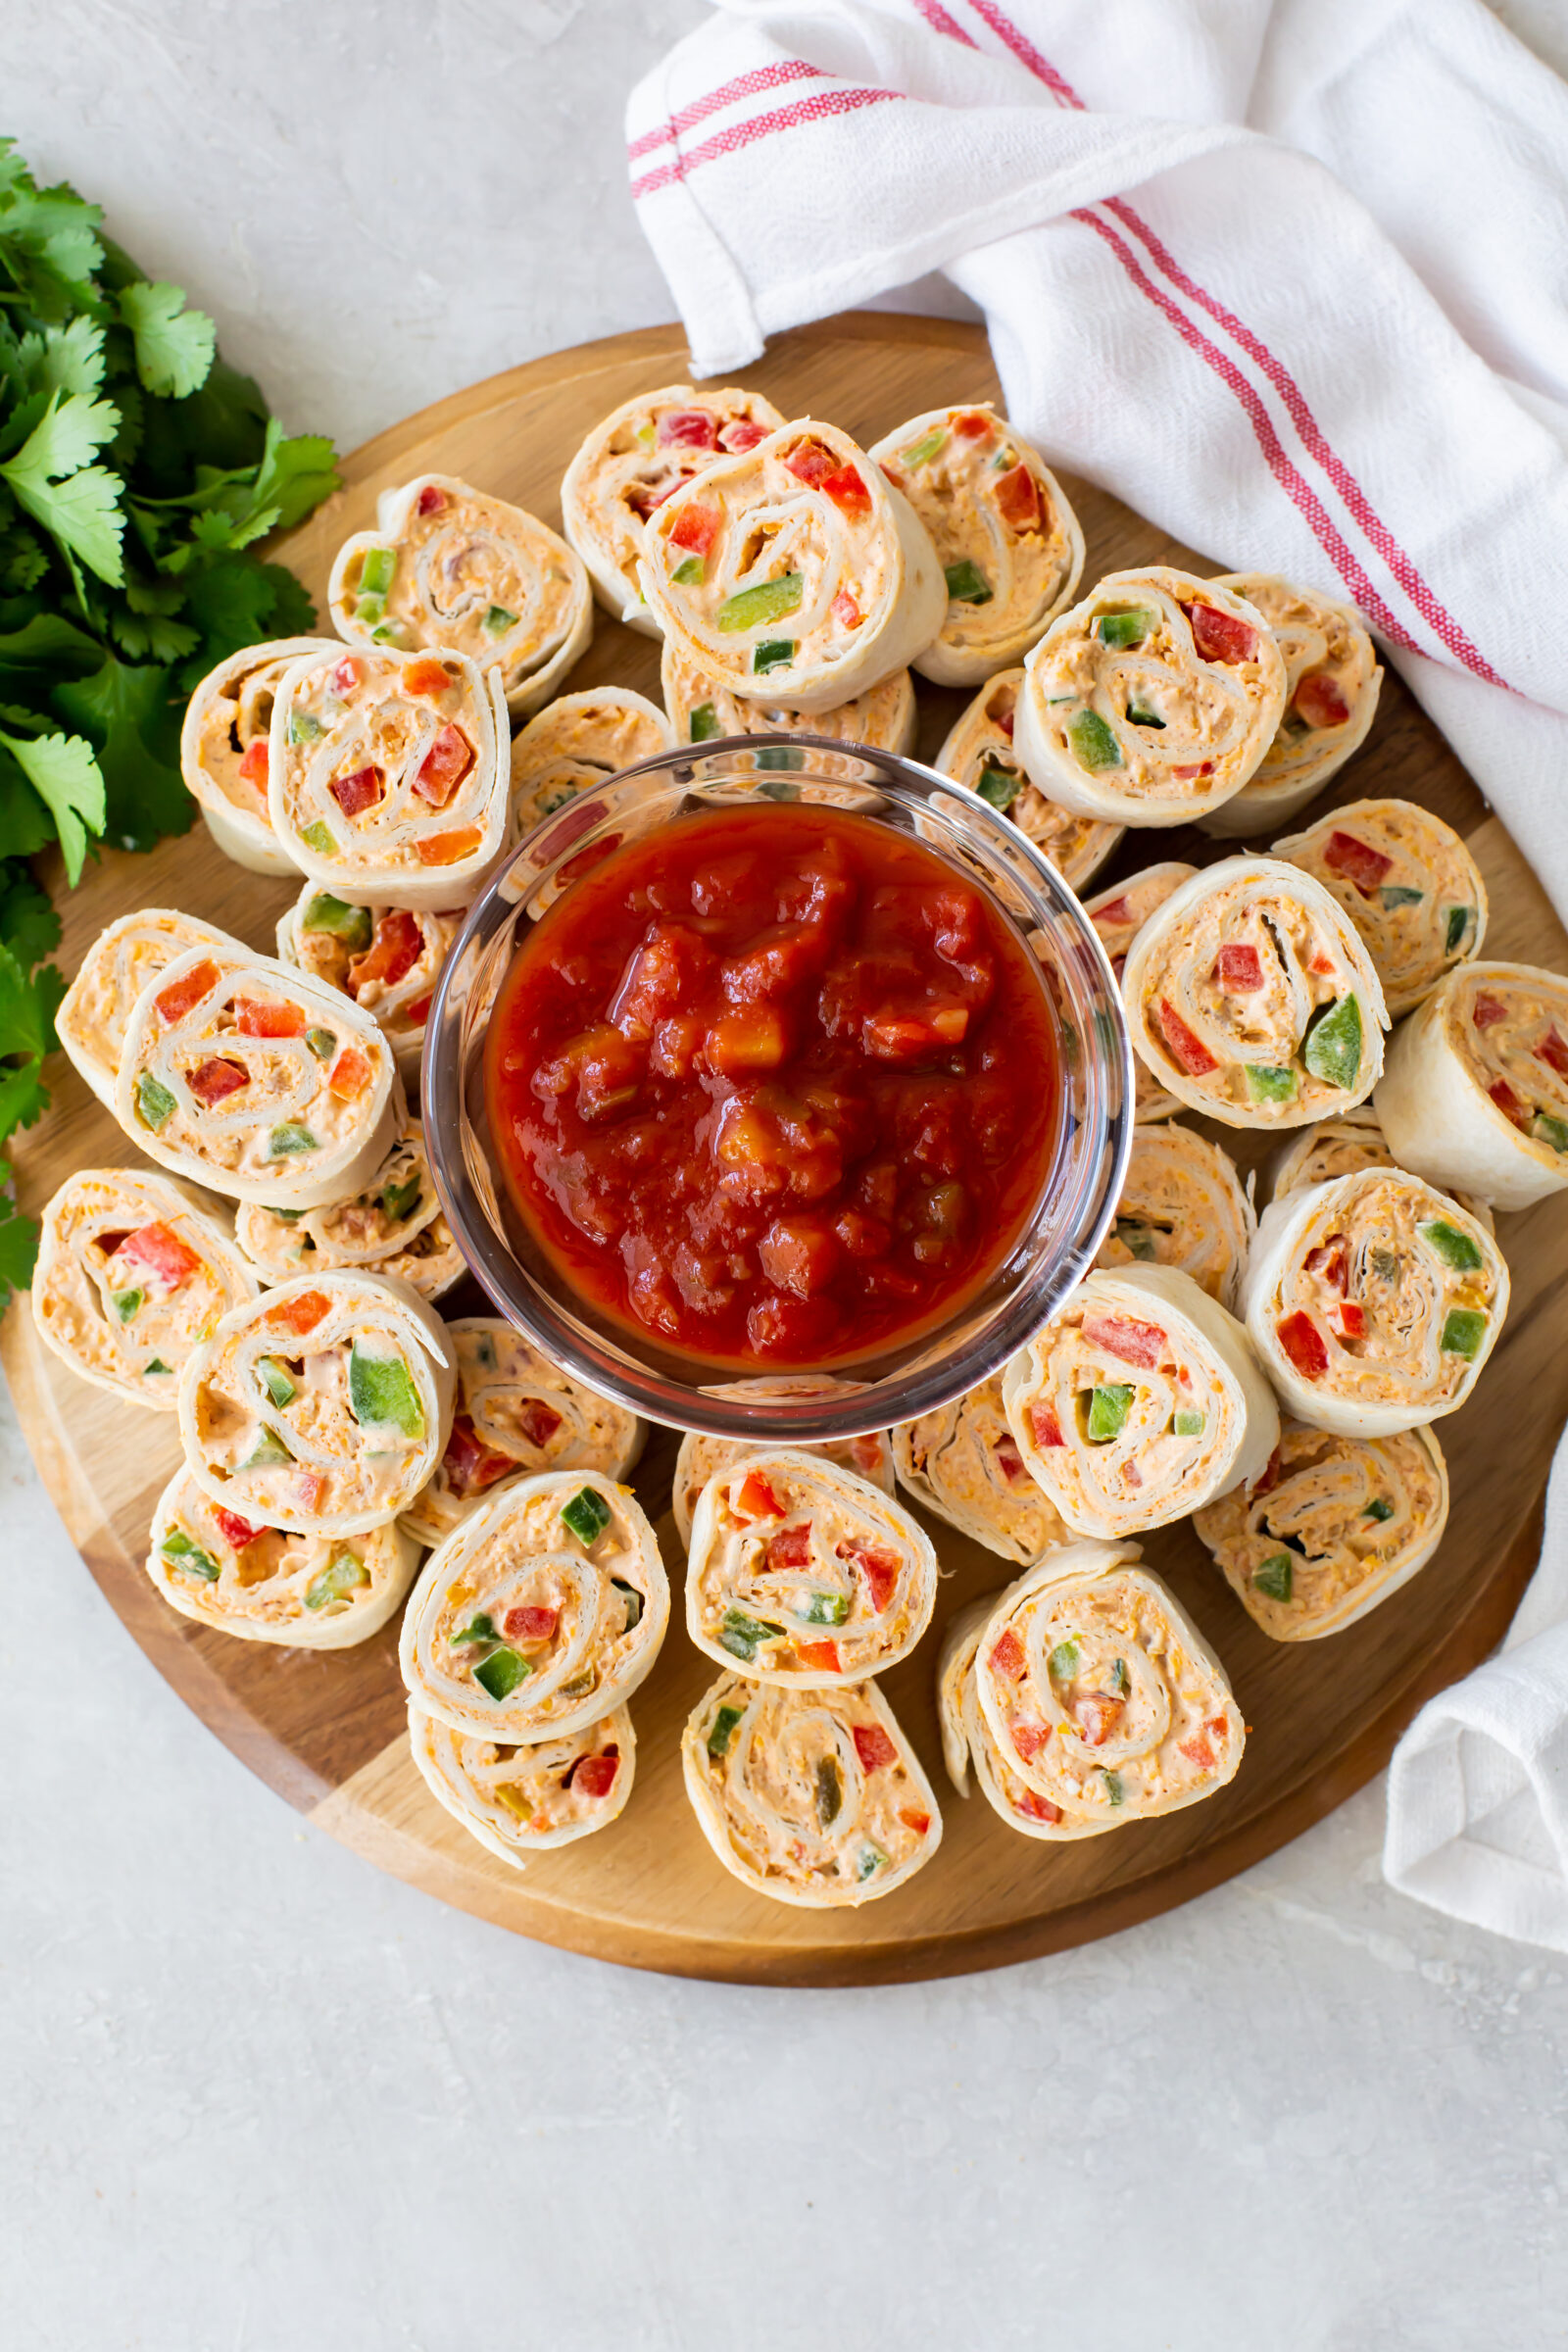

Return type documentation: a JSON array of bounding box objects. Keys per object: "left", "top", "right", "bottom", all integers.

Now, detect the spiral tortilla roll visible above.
[
  {"left": 510, "top": 687, "right": 674, "bottom": 834},
  {"left": 233, "top": 1119, "right": 464, "bottom": 1302},
  {"left": 178, "top": 1270, "right": 455, "bottom": 1536},
  {"left": 1194, "top": 1420, "right": 1449, "bottom": 1642},
  {"left": 1015, "top": 568, "right": 1287, "bottom": 825},
  {"left": 681, "top": 1672, "right": 941, "bottom": 1908},
  {"left": 869, "top": 404, "right": 1085, "bottom": 686},
  {"left": 1272, "top": 798, "right": 1488, "bottom": 1018},
  {"left": 561, "top": 383, "right": 787, "bottom": 634},
  {"left": 409, "top": 1701, "right": 634, "bottom": 1861},
  {"left": 57, "top": 908, "right": 246, "bottom": 1111},
  {"left": 1376, "top": 960, "right": 1568, "bottom": 1211},
  {"left": 400, "top": 1470, "right": 669, "bottom": 1741},
  {"left": 935, "top": 668, "right": 1121, "bottom": 890},
  {"left": 33, "top": 1169, "right": 258, "bottom": 1411},
  {"left": 671, "top": 1379, "right": 894, "bottom": 1549},
  {"left": 936, "top": 1595, "right": 1112, "bottom": 1838},
  {"left": 1121, "top": 858, "right": 1388, "bottom": 1129},
  {"left": 400, "top": 1318, "right": 646, "bottom": 1549},
  {"left": 277, "top": 887, "right": 461, "bottom": 1080},
  {"left": 328, "top": 473, "right": 592, "bottom": 716},
  {"left": 974, "top": 1542, "right": 1246, "bottom": 1826},
  {"left": 116, "top": 943, "right": 402, "bottom": 1210},
  {"left": 1243, "top": 1169, "right": 1508, "bottom": 1435},
  {"left": 1198, "top": 574, "right": 1383, "bottom": 837},
  {"left": 661, "top": 639, "right": 917, "bottom": 780},
  {"left": 269, "top": 645, "right": 510, "bottom": 911},
  {"left": 147, "top": 1468, "right": 419, "bottom": 1648},
  {"left": 1267, "top": 1109, "right": 1494, "bottom": 1232},
  {"left": 893, "top": 1372, "right": 1070, "bottom": 1566},
  {"left": 640, "top": 417, "right": 946, "bottom": 713},
  {"left": 685, "top": 1448, "right": 937, "bottom": 1684},
  {"left": 1096, "top": 1123, "right": 1255, "bottom": 1313},
  {"left": 179, "top": 636, "right": 336, "bottom": 875},
  {"left": 1004, "top": 1265, "right": 1280, "bottom": 1540},
  {"left": 1084, "top": 864, "right": 1199, "bottom": 1124}
]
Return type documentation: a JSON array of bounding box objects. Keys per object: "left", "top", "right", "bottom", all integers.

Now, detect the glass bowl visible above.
[{"left": 422, "top": 735, "right": 1133, "bottom": 1444}]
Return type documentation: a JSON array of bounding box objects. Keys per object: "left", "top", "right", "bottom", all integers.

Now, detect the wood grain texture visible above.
[{"left": 5, "top": 313, "right": 1559, "bottom": 1984}]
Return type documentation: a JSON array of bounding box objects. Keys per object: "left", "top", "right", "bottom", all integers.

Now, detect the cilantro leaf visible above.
[
  {"left": 0, "top": 1058, "right": 49, "bottom": 1135},
  {"left": 0, "top": 612, "right": 101, "bottom": 673},
  {"left": 249, "top": 420, "right": 341, "bottom": 533},
  {"left": 4, "top": 387, "right": 119, "bottom": 478},
  {"left": 118, "top": 282, "right": 216, "bottom": 401},
  {"left": 0, "top": 391, "right": 125, "bottom": 585},
  {"left": 180, "top": 548, "right": 279, "bottom": 658},
  {"left": 0, "top": 863, "right": 61, "bottom": 965},
  {"left": 257, "top": 562, "right": 318, "bottom": 640},
  {"left": 0, "top": 1182, "right": 39, "bottom": 1302},
  {"left": 52, "top": 652, "right": 190, "bottom": 852},
  {"left": 0, "top": 757, "right": 56, "bottom": 861},
  {"left": 0, "top": 935, "right": 57, "bottom": 1059},
  {"left": 17, "top": 314, "right": 106, "bottom": 398},
  {"left": 0, "top": 728, "right": 105, "bottom": 882}
]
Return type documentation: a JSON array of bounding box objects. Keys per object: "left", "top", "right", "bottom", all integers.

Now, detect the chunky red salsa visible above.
[{"left": 485, "top": 806, "right": 1060, "bottom": 1367}]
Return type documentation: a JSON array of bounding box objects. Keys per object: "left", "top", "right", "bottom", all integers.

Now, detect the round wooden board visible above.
[{"left": 8, "top": 313, "right": 1562, "bottom": 1984}]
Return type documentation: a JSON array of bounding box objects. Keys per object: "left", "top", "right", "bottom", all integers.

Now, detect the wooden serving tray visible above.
[{"left": 8, "top": 314, "right": 1562, "bottom": 1984}]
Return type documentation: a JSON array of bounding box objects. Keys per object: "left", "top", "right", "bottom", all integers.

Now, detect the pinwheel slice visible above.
[
  {"left": 1243, "top": 1169, "right": 1508, "bottom": 1435},
  {"left": 34, "top": 1169, "right": 259, "bottom": 1411},
  {"left": 672, "top": 1420, "right": 894, "bottom": 1552},
  {"left": 1084, "top": 863, "right": 1199, "bottom": 1124},
  {"left": 936, "top": 668, "right": 1122, "bottom": 889},
  {"left": 1121, "top": 857, "right": 1388, "bottom": 1128},
  {"left": 974, "top": 1542, "right": 1246, "bottom": 1826},
  {"left": 277, "top": 886, "right": 462, "bottom": 1079},
  {"left": 116, "top": 943, "right": 402, "bottom": 1209},
  {"left": 1198, "top": 574, "right": 1383, "bottom": 837},
  {"left": 1015, "top": 568, "right": 1287, "bottom": 825},
  {"left": 936, "top": 1595, "right": 1113, "bottom": 1837},
  {"left": 178, "top": 1271, "right": 455, "bottom": 1535},
  {"left": 147, "top": 1468, "right": 419, "bottom": 1647},
  {"left": 510, "top": 687, "right": 674, "bottom": 834},
  {"left": 685, "top": 1447, "right": 938, "bottom": 1684},
  {"left": 640, "top": 417, "right": 946, "bottom": 712},
  {"left": 400, "top": 1471, "right": 669, "bottom": 1741},
  {"left": 1193, "top": 1419, "right": 1449, "bottom": 1641},
  {"left": 328, "top": 473, "right": 592, "bottom": 715},
  {"left": 409, "top": 1701, "right": 635, "bottom": 1861},
  {"left": 1003, "top": 1265, "right": 1280, "bottom": 1540},
  {"left": 681, "top": 1672, "right": 941, "bottom": 1908},
  {"left": 869, "top": 404, "right": 1085, "bottom": 686},
  {"left": 1376, "top": 960, "right": 1568, "bottom": 1211},
  {"left": 1095, "top": 1123, "right": 1255, "bottom": 1313},
  {"left": 232, "top": 1120, "right": 464, "bottom": 1301},
  {"left": 179, "top": 636, "right": 337, "bottom": 875},
  {"left": 1268, "top": 1108, "right": 1494, "bottom": 1232},
  {"left": 561, "top": 382, "right": 787, "bottom": 634},
  {"left": 894, "top": 1372, "right": 1070, "bottom": 1566},
  {"left": 268, "top": 645, "right": 510, "bottom": 912},
  {"left": 400, "top": 1319, "right": 646, "bottom": 1549},
  {"left": 57, "top": 908, "right": 246, "bottom": 1111},
  {"left": 661, "top": 639, "right": 917, "bottom": 777},
  {"left": 1272, "top": 798, "right": 1488, "bottom": 1018}
]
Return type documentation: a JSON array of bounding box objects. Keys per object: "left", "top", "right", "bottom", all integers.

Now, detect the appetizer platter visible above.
[{"left": 8, "top": 313, "right": 1566, "bottom": 1985}]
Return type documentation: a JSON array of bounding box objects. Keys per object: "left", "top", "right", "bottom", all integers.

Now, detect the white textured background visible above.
[{"left": 5, "top": 6, "right": 1568, "bottom": 2348}]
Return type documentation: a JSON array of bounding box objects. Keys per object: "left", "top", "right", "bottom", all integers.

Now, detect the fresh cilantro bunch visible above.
[{"left": 0, "top": 137, "right": 340, "bottom": 1300}]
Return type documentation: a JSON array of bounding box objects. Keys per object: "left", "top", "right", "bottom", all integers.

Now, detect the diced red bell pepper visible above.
[
  {"left": 794, "top": 1639, "right": 841, "bottom": 1674},
  {"left": 718, "top": 417, "right": 769, "bottom": 454},
  {"left": 570, "top": 1752, "right": 619, "bottom": 1800},
  {"left": 1082, "top": 1310, "right": 1167, "bottom": 1368},
  {"left": 831, "top": 589, "right": 862, "bottom": 629},
  {"left": 349, "top": 909, "right": 423, "bottom": 996},
  {"left": 1490, "top": 1076, "right": 1527, "bottom": 1125},
  {"left": 235, "top": 997, "right": 306, "bottom": 1039},
  {"left": 989, "top": 1628, "right": 1026, "bottom": 1679},
  {"left": 155, "top": 958, "right": 220, "bottom": 1026},
  {"left": 188, "top": 1055, "right": 248, "bottom": 1106},
  {"left": 1186, "top": 602, "right": 1258, "bottom": 663},
  {"left": 1214, "top": 943, "right": 1263, "bottom": 993},
  {"left": 1073, "top": 1695, "right": 1124, "bottom": 1747},
  {"left": 820, "top": 464, "right": 871, "bottom": 515},
  {"left": 404, "top": 658, "right": 454, "bottom": 699},
  {"left": 1308, "top": 953, "right": 1337, "bottom": 976},
  {"left": 1093, "top": 895, "right": 1133, "bottom": 927},
  {"left": 112, "top": 1221, "right": 201, "bottom": 1289},
  {"left": 331, "top": 656, "right": 364, "bottom": 697},
  {"left": 658, "top": 408, "right": 718, "bottom": 452},
  {"left": 996, "top": 707, "right": 1015, "bottom": 741},
  {"left": 416, "top": 485, "right": 446, "bottom": 516},
  {"left": 1172, "top": 761, "right": 1215, "bottom": 781},
  {"left": 996, "top": 1431, "right": 1027, "bottom": 1486},
  {"left": 268, "top": 1288, "right": 330, "bottom": 1336},
  {"left": 415, "top": 723, "right": 475, "bottom": 808},
  {"left": 898, "top": 1807, "right": 932, "bottom": 1836},
  {"left": 843, "top": 1543, "right": 899, "bottom": 1613},
  {"left": 1323, "top": 830, "right": 1393, "bottom": 896},
  {"left": 443, "top": 1415, "right": 514, "bottom": 1495},
  {"left": 328, "top": 1047, "right": 372, "bottom": 1099},
  {"left": 1205, "top": 1715, "right": 1230, "bottom": 1741},
  {"left": 851, "top": 1722, "right": 898, "bottom": 1774},
  {"left": 1029, "top": 1402, "right": 1064, "bottom": 1449},
  {"left": 995, "top": 464, "right": 1041, "bottom": 533},
  {"left": 404, "top": 994, "right": 432, "bottom": 1028},
  {"left": 1010, "top": 1719, "right": 1052, "bottom": 1762},
  {"left": 668, "top": 501, "right": 720, "bottom": 557},
  {"left": 1537, "top": 1029, "right": 1568, "bottom": 1076},
  {"left": 292, "top": 1470, "right": 326, "bottom": 1513},
  {"left": 237, "top": 739, "right": 269, "bottom": 792},
  {"left": 1473, "top": 994, "right": 1507, "bottom": 1029},
  {"left": 1179, "top": 1730, "right": 1217, "bottom": 1770},
  {"left": 1294, "top": 669, "right": 1350, "bottom": 729},
  {"left": 516, "top": 1399, "right": 564, "bottom": 1449},
  {"left": 764, "top": 1523, "right": 812, "bottom": 1573},
  {"left": 849, "top": 1437, "right": 884, "bottom": 1477},
  {"left": 416, "top": 826, "right": 483, "bottom": 866},
  {"left": 329, "top": 765, "right": 383, "bottom": 818},
  {"left": 1253, "top": 1446, "right": 1282, "bottom": 1496},
  {"left": 954, "top": 411, "right": 993, "bottom": 439},
  {"left": 1157, "top": 999, "right": 1218, "bottom": 1077},
  {"left": 1303, "top": 1240, "right": 1348, "bottom": 1294},
  {"left": 213, "top": 1505, "right": 266, "bottom": 1551},
  {"left": 733, "top": 1468, "right": 785, "bottom": 1522},
  {"left": 1123, "top": 1458, "right": 1144, "bottom": 1490},
  {"left": 1015, "top": 1789, "right": 1063, "bottom": 1825},
  {"left": 1335, "top": 1299, "right": 1367, "bottom": 1340},
  {"left": 503, "top": 1603, "right": 560, "bottom": 1643},
  {"left": 1276, "top": 1309, "right": 1329, "bottom": 1379},
  {"left": 784, "top": 440, "right": 834, "bottom": 486}
]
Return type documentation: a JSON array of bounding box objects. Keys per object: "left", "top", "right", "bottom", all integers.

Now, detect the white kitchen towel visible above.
[{"left": 626, "top": 0, "right": 1568, "bottom": 1947}]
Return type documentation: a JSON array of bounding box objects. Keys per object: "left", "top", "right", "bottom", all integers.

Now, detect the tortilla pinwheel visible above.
[
  {"left": 1083, "top": 864, "right": 1199, "bottom": 1124},
  {"left": 1193, "top": 1420, "right": 1449, "bottom": 1641},
  {"left": 277, "top": 887, "right": 462, "bottom": 1079},
  {"left": 1267, "top": 1109, "right": 1494, "bottom": 1232},
  {"left": 869, "top": 404, "right": 1085, "bottom": 685},
  {"left": 1120, "top": 857, "right": 1387, "bottom": 1128},
  {"left": 937, "top": 1596, "right": 1113, "bottom": 1838},
  {"left": 661, "top": 640, "right": 916, "bottom": 770},
  {"left": 1243, "top": 1168, "right": 1508, "bottom": 1434},
  {"left": 1376, "top": 961, "right": 1568, "bottom": 1210},
  {"left": 409, "top": 1701, "right": 635, "bottom": 1861},
  {"left": 180, "top": 636, "right": 336, "bottom": 875},
  {"left": 1015, "top": 568, "right": 1287, "bottom": 826},
  {"left": 671, "top": 1421, "right": 895, "bottom": 1552},
  {"left": 1198, "top": 574, "right": 1382, "bottom": 837},
  {"left": 510, "top": 687, "right": 674, "bottom": 834},
  {"left": 1272, "top": 798, "right": 1488, "bottom": 1018},
  {"left": 232, "top": 1119, "right": 465, "bottom": 1301},
  {"left": 328, "top": 472, "right": 592, "bottom": 715},
  {"left": 147, "top": 1468, "right": 419, "bottom": 1647},
  {"left": 400, "top": 1470, "right": 669, "bottom": 1742},
  {"left": 1095, "top": 1123, "right": 1255, "bottom": 1313},
  {"left": 178, "top": 1270, "right": 455, "bottom": 1536},
  {"left": 57, "top": 908, "right": 245, "bottom": 1112},
  {"left": 893, "top": 1372, "right": 1070, "bottom": 1566},
  {"left": 935, "top": 667, "right": 1122, "bottom": 889},
  {"left": 1003, "top": 1265, "right": 1280, "bottom": 1540},
  {"left": 681, "top": 1672, "right": 941, "bottom": 1908},
  {"left": 639, "top": 417, "right": 946, "bottom": 713}
]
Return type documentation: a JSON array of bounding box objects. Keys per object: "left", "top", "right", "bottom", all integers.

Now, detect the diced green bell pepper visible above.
[
  {"left": 1113, "top": 1218, "right": 1157, "bottom": 1261},
  {"left": 289, "top": 710, "right": 324, "bottom": 746},
  {"left": 1253, "top": 1552, "right": 1294, "bottom": 1602},
  {"left": 305, "top": 1027, "right": 336, "bottom": 1061},
  {"left": 815, "top": 1755, "right": 843, "bottom": 1828},
  {"left": 1048, "top": 1639, "right": 1080, "bottom": 1682},
  {"left": 1364, "top": 1498, "right": 1395, "bottom": 1523},
  {"left": 1066, "top": 709, "right": 1122, "bottom": 771},
  {"left": 1102, "top": 1770, "right": 1125, "bottom": 1806},
  {"left": 379, "top": 1172, "right": 422, "bottom": 1224},
  {"left": 348, "top": 1346, "right": 425, "bottom": 1439},
  {"left": 1419, "top": 1217, "right": 1484, "bottom": 1272},
  {"left": 1107, "top": 1657, "right": 1128, "bottom": 1693},
  {"left": 483, "top": 604, "right": 516, "bottom": 635},
  {"left": 1379, "top": 885, "right": 1424, "bottom": 909},
  {"left": 1086, "top": 1383, "right": 1134, "bottom": 1443},
  {"left": 474, "top": 1645, "right": 530, "bottom": 1701},
  {"left": 708, "top": 1703, "right": 745, "bottom": 1759},
  {"left": 1301, "top": 995, "right": 1363, "bottom": 1090},
  {"left": 612, "top": 1576, "right": 644, "bottom": 1632},
  {"left": 689, "top": 702, "right": 722, "bottom": 743},
  {"left": 300, "top": 821, "right": 336, "bottom": 857},
  {"left": 161, "top": 1529, "right": 220, "bottom": 1582},
  {"left": 753, "top": 639, "right": 795, "bottom": 674},
  {"left": 716, "top": 574, "right": 803, "bottom": 631},
  {"left": 302, "top": 893, "right": 374, "bottom": 951},
  {"left": 975, "top": 763, "right": 1022, "bottom": 811},
  {"left": 1445, "top": 906, "right": 1474, "bottom": 956},
  {"left": 305, "top": 1551, "right": 368, "bottom": 1610},
  {"left": 112, "top": 1286, "right": 143, "bottom": 1325},
  {"left": 670, "top": 557, "right": 705, "bottom": 587},
  {"left": 142, "top": 1358, "right": 172, "bottom": 1378},
  {"left": 900, "top": 426, "right": 948, "bottom": 466},
  {"left": 856, "top": 1842, "right": 889, "bottom": 1882},
  {"left": 562, "top": 1486, "right": 612, "bottom": 1545},
  {"left": 267, "top": 1123, "right": 318, "bottom": 1159},
  {"left": 1173, "top": 1408, "right": 1206, "bottom": 1438},
  {"left": 1095, "top": 608, "right": 1155, "bottom": 649},
  {"left": 799, "top": 1591, "right": 850, "bottom": 1627},
  {"left": 241, "top": 1426, "right": 293, "bottom": 1470},
  {"left": 1124, "top": 700, "right": 1164, "bottom": 729},
  {"left": 452, "top": 1612, "right": 498, "bottom": 1646},
  {"left": 944, "top": 559, "right": 992, "bottom": 606},
  {"left": 1372, "top": 1248, "right": 1401, "bottom": 1282},
  {"left": 1440, "top": 1307, "right": 1488, "bottom": 1359},
  {"left": 136, "top": 1074, "right": 175, "bottom": 1132},
  {"left": 1532, "top": 1113, "right": 1568, "bottom": 1152},
  {"left": 1246, "top": 1063, "right": 1298, "bottom": 1104},
  {"left": 719, "top": 1606, "right": 784, "bottom": 1662},
  {"left": 355, "top": 592, "right": 387, "bottom": 626},
  {"left": 257, "top": 1356, "right": 297, "bottom": 1409},
  {"left": 359, "top": 546, "right": 396, "bottom": 597}
]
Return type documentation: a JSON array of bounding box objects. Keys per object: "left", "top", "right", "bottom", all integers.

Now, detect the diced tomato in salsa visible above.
[
  {"left": 851, "top": 1722, "right": 898, "bottom": 1773},
  {"left": 1276, "top": 1309, "right": 1329, "bottom": 1379},
  {"left": 1157, "top": 999, "right": 1218, "bottom": 1076},
  {"left": 112, "top": 1221, "right": 201, "bottom": 1289},
  {"left": 188, "top": 1055, "right": 248, "bottom": 1106},
  {"left": 1186, "top": 602, "right": 1258, "bottom": 663},
  {"left": 235, "top": 997, "right": 306, "bottom": 1038},
  {"left": 1324, "top": 831, "right": 1393, "bottom": 895},
  {"left": 155, "top": 958, "right": 220, "bottom": 1025},
  {"left": 1294, "top": 669, "right": 1350, "bottom": 730},
  {"left": 995, "top": 464, "right": 1041, "bottom": 533}
]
